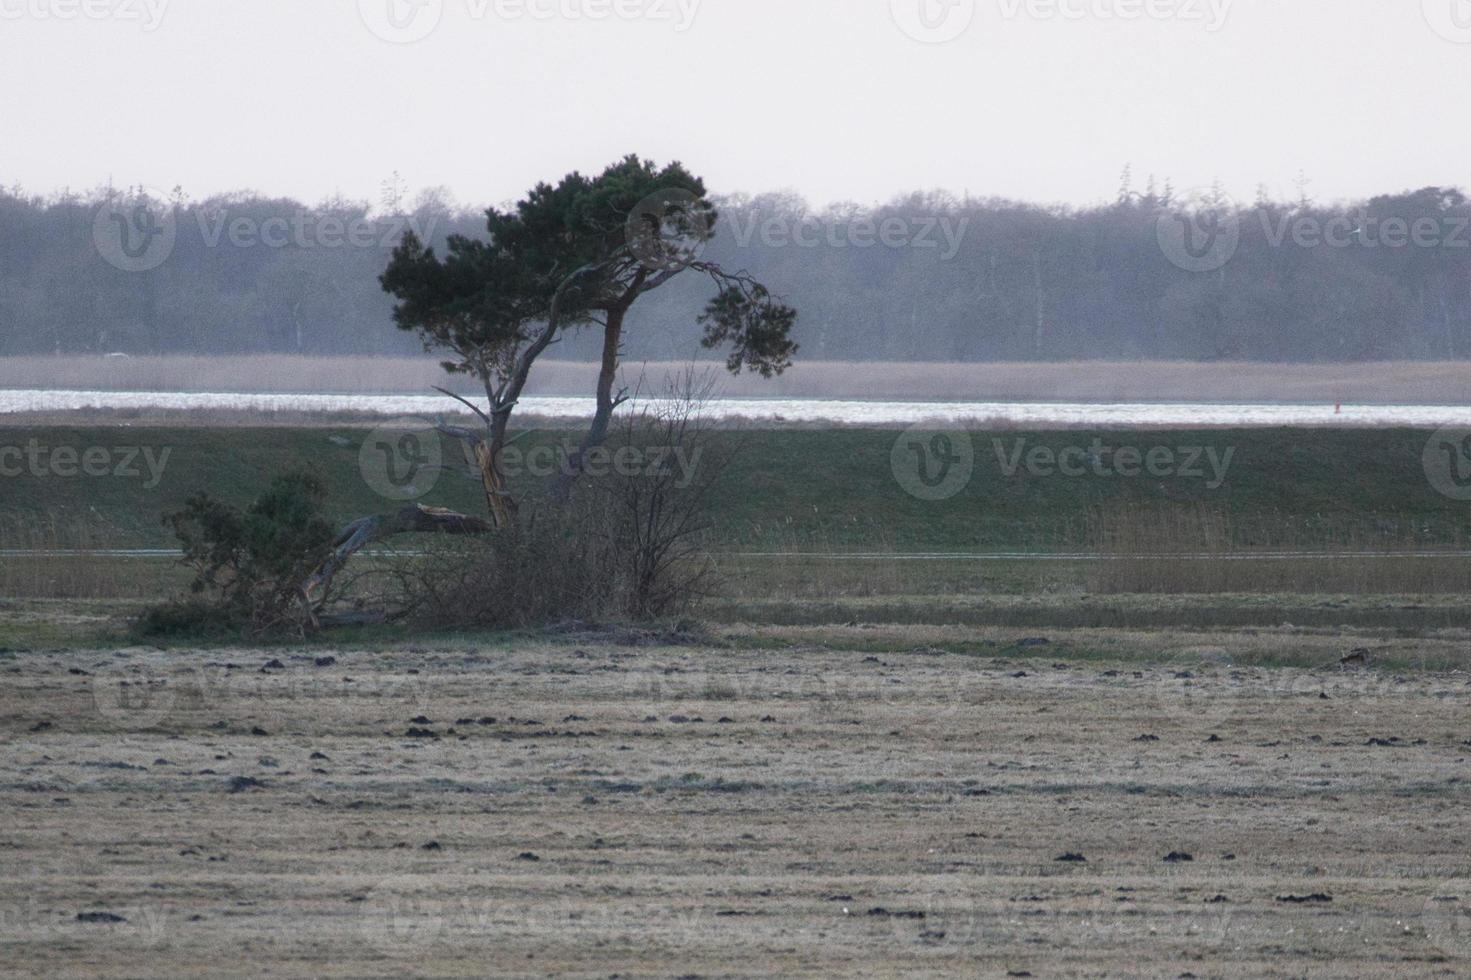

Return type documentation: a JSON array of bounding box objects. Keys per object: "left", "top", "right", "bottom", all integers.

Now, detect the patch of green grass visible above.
[
  {"left": 3, "top": 425, "right": 1468, "bottom": 651},
  {"left": 708, "top": 427, "right": 1471, "bottom": 551},
  {"left": 0, "top": 426, "right": 1465, "bottom": 551}
]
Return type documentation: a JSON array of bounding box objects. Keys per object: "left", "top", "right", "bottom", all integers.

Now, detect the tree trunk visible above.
[
  {"left": 588, "top": 305, "right": 627, "bottom": 453},
  {"left": 479, "top": 412, "right": 516, "bottom": 530},
  {"left": 554, "top": 304, "right": 627, "bottom": 499}
]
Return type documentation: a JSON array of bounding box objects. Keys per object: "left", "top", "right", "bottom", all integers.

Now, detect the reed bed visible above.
[
  {"left": 0, "top": 515, "right": 180, "bottom": 599},
  {"left": 9, "top": 355, "right": 1471, "bottom": 403},
  {"left": 1085, "top": 502, "right": 1471, "bottom": 594}
]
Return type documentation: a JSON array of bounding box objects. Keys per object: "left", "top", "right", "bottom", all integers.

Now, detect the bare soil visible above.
[{"left": 1, "top": 635, "right": 1469, "bottom": 978}]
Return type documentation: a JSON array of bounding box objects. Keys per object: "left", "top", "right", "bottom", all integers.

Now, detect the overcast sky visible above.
[{"left": 2, "top": 0, "right": 1468, "bottom": 209}]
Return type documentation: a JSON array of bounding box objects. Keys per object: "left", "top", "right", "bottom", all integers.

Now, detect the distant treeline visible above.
[{"left": 2, "top": 180, "right": 1469, "bottom": 362}]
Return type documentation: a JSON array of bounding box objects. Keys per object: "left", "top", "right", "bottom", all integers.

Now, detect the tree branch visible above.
[
  {"left": 433, "top": 386, "right": 490, "bottom": 426},
  {"left": 305, "top": 504, "right": 495, "bottom": 604}
]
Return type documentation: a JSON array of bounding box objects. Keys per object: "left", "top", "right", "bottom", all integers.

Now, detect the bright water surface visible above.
[{"left": 4, "top": 389, "right": 1471, "bottom": 427}]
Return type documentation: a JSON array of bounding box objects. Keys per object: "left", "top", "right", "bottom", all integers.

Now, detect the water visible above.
[{"left": 3, "top": 389, "right": 1471, "bottom": 427}]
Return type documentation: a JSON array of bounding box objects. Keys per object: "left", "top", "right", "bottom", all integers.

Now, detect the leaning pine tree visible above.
[{"left": 307, "top": 156, "right": 798, "bottom": 601}]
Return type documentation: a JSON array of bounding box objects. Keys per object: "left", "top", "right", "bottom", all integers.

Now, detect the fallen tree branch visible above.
[{"left": 305, "top": 504, "right": 494, "bottom": 603}]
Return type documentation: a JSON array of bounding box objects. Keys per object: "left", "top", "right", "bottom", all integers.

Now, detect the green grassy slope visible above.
[{"left": 0, "top": 426, "right": 1463, "bottom": 550}]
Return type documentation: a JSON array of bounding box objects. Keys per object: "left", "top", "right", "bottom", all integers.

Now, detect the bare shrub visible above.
[
  {"left": 373, "top": 501, "right": 624, "bottom": 630},
  {"left": 381, "top": 371, "right": 730, "bottom": 628},
  {"left": 583, "top": 369, "right": 729, "bottom": 618}
]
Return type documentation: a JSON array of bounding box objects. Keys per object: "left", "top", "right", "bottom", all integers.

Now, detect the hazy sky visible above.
[{"left": 2, "top": 0, "right": 1468, "bottom": 209}]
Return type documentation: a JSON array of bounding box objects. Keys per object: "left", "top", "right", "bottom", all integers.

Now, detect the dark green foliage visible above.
[
  {"left": 698, "top": 284, "right": 799, "bottom": 377},
  {"left": 142, "top": 470, "right": 337, "bottom": 637},
  {"left": 377, "top": 225, "right": 535, "bottom": 378},
  {"left": 378, "top": 155, "right": 797, "bottom": 382},
  {"left": 133, "top": 598, "right": 235, "bottom": 639}
]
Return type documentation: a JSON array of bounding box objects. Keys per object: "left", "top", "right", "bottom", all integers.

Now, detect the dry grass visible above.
[
  {"left": 0, "top": 516, "right": 178, "bottom": 599},
  {"left": 1085, "top": 502, "right": 1471, "bottom": 595},
  {"left": 9, "top": 355, "right": 1471, "bottom": 403},
  {"left": 1, "top": 638, "right": 1467, "bottom": 977}
]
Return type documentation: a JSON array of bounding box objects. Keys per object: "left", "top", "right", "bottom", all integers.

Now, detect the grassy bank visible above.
[
  {"left": 1, "top": 425, "right": 1468, "bottom": 636},
  {"left": 0, "top": 425, "right": 1463, "bottom": 550}
]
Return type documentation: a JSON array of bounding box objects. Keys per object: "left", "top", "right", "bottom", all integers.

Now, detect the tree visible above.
[
  {"left": 308, "top": 156, "right": 798, "bottom": 600},
  {"left": 381, "top": 155, "right": 795, "bottom": 516}
]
